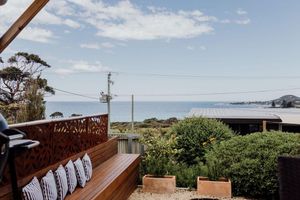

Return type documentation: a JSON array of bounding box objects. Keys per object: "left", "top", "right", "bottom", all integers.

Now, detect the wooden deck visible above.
[{"left": 0, "top": 115, "right": 142, "bottom": 200}]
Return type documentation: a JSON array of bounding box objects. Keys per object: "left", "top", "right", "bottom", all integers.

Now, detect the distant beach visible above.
[{"left": 46, "top": 101, "right": 259, "bottom": 122}]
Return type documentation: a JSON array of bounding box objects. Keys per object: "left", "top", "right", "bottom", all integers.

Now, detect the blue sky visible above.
[{"left": 1, "top": 0, "right": 300, "bottom": 102}]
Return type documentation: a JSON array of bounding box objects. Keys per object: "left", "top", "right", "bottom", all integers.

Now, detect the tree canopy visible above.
[{"left": 0, "top": 52, "right": 54, "bottom": 123}]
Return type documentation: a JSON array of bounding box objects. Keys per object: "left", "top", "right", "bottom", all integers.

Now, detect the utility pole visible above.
[
  {"left": 131, "top": 94, "right": 134, "bottom": 132},
  {"left": 107, "top": 72, "right": 112, "bottom": 133}
]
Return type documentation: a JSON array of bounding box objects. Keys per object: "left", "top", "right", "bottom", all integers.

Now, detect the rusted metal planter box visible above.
[
  {"left": 197, "top": 176, "right": 232, "bottom": 198},
  {"left": 142, "top": 175, "right": 176, "bottom": 194}
]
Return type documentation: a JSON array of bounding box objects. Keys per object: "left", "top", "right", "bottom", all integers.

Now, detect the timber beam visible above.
[{"left": 0, "top": 0, "right": 49, "bottom": 53}]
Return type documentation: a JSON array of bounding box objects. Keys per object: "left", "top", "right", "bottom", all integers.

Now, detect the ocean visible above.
[{"left": 45, "top": 101, "right": 258, "bottom": 122}]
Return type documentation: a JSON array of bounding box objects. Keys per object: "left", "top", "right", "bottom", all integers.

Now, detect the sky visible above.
[{"left": 1, "top": 0, "right": 300, "bottom": 102}]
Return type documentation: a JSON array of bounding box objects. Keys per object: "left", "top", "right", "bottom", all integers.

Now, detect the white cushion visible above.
[
  {"left": 82, "top": 153, "right": 93, "bottom": 181},
  {"left": 40, "top": 170, "right": 57, "bottom": 200},
  {"left": 73, "top": 158, "right": 87, "bottom": 187},
  {"left": 54, "top": 165, "right": 68, "bottom": 200},
  {"left": 65, "top": 160, "right": 77, "bottom": 193},
  {"left": 22, "top": 177, "right": 43, "bottom": 200}
]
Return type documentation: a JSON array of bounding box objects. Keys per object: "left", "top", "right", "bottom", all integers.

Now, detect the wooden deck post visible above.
[{"left": 262, "top": 120, "right": 267, "bottom": 132}]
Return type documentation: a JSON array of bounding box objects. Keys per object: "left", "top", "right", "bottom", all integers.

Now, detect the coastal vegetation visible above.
[
  {"left": 206, "top": 131, "right": 300, "bottom": 198},
  {"left": 0, "top": 52, "right": 54, "bottom": 123},
  {"left": 140, "top": 117, "right": 233, "bottom": 188},
  {"left": 50, "top": 111, "right": 64, "bottom": 118},
  {"left": 111, "top": 117, "right": 178, "bottom": 133},
  {"left": 140, "top": 117, "right": 300, "bottom": 198},
  {"left": 171, "top": 117, "right": 234, "bottom": 165}
]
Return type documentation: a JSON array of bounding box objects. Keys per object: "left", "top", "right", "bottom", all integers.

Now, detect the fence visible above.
[{"left": 109, "top": 133, "right": 145, "bottom": 155}]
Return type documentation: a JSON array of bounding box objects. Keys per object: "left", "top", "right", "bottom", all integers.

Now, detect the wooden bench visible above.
[
  {"left": 0, "top": 137, "right": 141, "bottom": 200},
  {"left": 66, "top": 154, "right": 140, "bottom": 200}
]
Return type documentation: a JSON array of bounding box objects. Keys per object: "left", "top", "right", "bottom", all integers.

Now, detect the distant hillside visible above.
[
  {"left": 231, "top": 95, "right": 300, "bottom": 108},
  {"left": 271, "top": 95, "right": 300, "bottom": 104}
]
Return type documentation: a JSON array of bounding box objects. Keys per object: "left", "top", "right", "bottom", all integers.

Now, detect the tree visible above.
[
  {"left": 70, "top": 113, "right": 82, "bottom": 117},
  {"left": 50, "top": 112, "right": 64, "bottom": 119},
  {"left": 271, "top": 101, "right": 275, "bottom": 108},
  {"left": 281, "top": 100, "right": 287, "bottom": 108},
  {"left": 0, "top": 52, "right": 54, "bottom": 122}
]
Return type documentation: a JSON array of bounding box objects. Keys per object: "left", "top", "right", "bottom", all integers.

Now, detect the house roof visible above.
[{"left": 188, "top": 108, "right": 300, "bottom": 124}]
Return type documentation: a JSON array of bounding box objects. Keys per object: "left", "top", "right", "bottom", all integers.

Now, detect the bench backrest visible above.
[{"left": 0, "top": 114, "right": 110, "bottom": 200}]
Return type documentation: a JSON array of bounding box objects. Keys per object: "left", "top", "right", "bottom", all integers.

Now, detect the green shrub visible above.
[
  {"left": 140, "top": 129, "right": 176, "bottom": 176},
  {"left": 205, "top": 131, "right": 300, "bottom": 198},
  {"left": 170, "top": 162, "right": 208, "bottom": 188},
  {"left": 172, "top": 117, "right": 234, "bottom": 165}
]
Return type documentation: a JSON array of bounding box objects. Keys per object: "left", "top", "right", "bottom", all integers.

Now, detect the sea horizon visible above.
[{"left": 45, "top": 101, "right": 258, "bottom": 122}]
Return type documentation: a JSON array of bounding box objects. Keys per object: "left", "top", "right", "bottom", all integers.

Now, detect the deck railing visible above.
[{"left": 1, "top": 114, "right": 108, "bottom": 184}]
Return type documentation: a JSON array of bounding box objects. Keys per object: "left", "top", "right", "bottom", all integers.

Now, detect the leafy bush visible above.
[
  {"left": 172, "top": 117, "right": 234, "bottom": 165},
  {"left": 205, "top": 131, "right": 300, "bottom": 198},
  {"left": 140, "top": 129, "right": 176, "bottom": 176},
  {"left": 170, "top": 162, "right": 208, "bottom": 188}
]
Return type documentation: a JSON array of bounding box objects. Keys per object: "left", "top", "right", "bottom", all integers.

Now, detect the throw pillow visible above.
[
  {"left": 82, "top": 153, "right": 93, "bottom": 181},
  {"left": 73, "top": 158, "right": 87, "bottom": 187},
  {"left": 22, "top": 177, "right": 43, "bottom": 200}
]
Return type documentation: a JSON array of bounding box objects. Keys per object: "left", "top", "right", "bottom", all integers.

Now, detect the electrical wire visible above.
[
  {"left": 51, "top": 86, "right": 300, "bottom": 100},
  {"left": 52, "top": 87, "right": 99, "bottom": 100},
  {"left": 110, "top": 71, "right": 300, "bottom": 79}
]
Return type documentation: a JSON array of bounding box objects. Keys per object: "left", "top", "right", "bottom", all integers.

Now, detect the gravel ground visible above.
[{"left": 128, "top": 188, "right": 250, "bottom": 200}]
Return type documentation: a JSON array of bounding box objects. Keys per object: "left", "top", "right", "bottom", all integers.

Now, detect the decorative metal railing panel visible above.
[{"left": 2, "top": 114, "right": 108, "bottom": 184}]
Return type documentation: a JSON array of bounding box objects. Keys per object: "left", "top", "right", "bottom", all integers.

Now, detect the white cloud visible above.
[
  {"left": 70, "top": 0, "right": 215, "bottom": 40},
  {"left": 63, "top": 19, "right": 81, "bottom": 29},
  {"left": 19, "top": 27, "right": 54, "bottom": 43},
  {"left": 200, "top": 46, "right": 206, "bottom": 51},
  {"left": 187, "top": 46, "right": 195, "bottom": 51},
  {"left": 54, "top": 68, "right": 75, "bottom": 75},
  {"left": 186, "top": 45, "right": 206, "bottom": 51},
  {"left": 54, "top": 60, "right": 110, "bottom": 75},
  {"left": 237, "top": 8, "right": 248, "bottom": 15},
  {"left": 0, "top": 0, "right": 80, "bottom": 43},
  {"left": 101, "top": 42, "right": 115, "bottom": 48},
  {"left": 80, "top": 43, "right": 100, "bottom": 49},
  {"left": 80, "top": 42, "right": 116, "bottom": 50},
  {"left": 47, "top": 0, "right": 76, "bottom": 16},
  {"left": 220, "top": 19, "right": 231, "bottom": 24},
  {"left": 235, "top": 19, "right": 251, "bottom": 25}
]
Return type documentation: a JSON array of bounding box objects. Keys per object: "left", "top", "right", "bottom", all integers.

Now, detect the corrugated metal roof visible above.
[
  {"left": 188, "top": 108, "right": 300, "bottom": 124},
  {"left": 188, "top": 108, "right": 280, "bottom": 120}
]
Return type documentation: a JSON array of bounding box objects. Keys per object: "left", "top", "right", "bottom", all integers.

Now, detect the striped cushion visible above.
[
  {"left": 40, "top": 170, "right": 57, "bottom": 200},
  {"left": 65, "top": 160, "right": 77, "bottom": 193},
  {"left": 22, "top": 177, "right": 43, "bottom": 200},
  {"left": 82, "top": 153, "right": 93, "bottom": 181},
  {"left": 54, "top": 165, "right": 68, "bottom": 200},
  {"left": 73, "top": 158, "right": 87, "bottom": 187}
]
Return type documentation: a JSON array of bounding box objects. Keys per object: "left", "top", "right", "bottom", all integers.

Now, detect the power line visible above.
[
  {"left": 2, "top": 68, "right": 300, "bottom": 79},
  {"left": 116, "top": 87, "right": 300, "bottom": 97},
  {"left": 51, "top": 86, "right": 300, "bottom": 99},
  {"left": 110, "top": 71, "right": 300, "bottom": 79},
  {"left": 52, "top": 88, "right": 99, "bottom": 100}
]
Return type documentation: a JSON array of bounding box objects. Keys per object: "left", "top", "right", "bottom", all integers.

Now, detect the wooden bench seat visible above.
[
  {"left": 65, "top": 154, "right": 140, "bottom": 200},
  {"left": 0, "top": 137, "right": 141, "bottom": 200}
]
